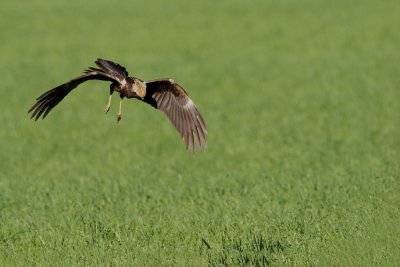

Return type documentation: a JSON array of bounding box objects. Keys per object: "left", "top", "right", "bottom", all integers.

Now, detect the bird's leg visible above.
[
  {"left": 104, "top": 85, "right": 114, "bottom": 113},
  {"left": 116, "top": 94, "right": 124, "bottom": 122}
]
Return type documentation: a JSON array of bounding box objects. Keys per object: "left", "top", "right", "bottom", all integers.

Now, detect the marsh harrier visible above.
[{"left": 28, "top": 59, "right": 207, "bottom": 152}]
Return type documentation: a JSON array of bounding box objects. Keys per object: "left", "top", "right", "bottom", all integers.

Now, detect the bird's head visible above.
[{"left": 134, "top": 80, "right": 146, "bottom": 99}]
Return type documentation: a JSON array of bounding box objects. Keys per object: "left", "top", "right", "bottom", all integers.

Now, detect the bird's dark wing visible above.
[
  {"left": 142, "top": 79, "right": 207, "bottom": 152},
  {"left": 95, "top": 58, "right": 128, "bottom": 78},
  {"left": 28, "top": 69, "right": 120, "bottom": 120}
]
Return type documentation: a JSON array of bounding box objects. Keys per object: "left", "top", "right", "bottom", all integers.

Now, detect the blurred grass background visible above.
[{"left": 0, "top": 0, "right": 399, "bottom": 266}]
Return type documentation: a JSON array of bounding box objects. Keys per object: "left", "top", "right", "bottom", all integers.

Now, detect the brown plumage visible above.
[{"left": 28, "top": 59, "right": 207, "bottom": 152}]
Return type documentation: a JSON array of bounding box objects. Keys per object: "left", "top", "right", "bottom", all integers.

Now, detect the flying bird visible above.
[{"left": 28, "top": 58, "right": 207, "bottom": 152}]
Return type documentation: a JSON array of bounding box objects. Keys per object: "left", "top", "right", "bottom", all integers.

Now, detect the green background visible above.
[{"left": 0, "top": 0, "right": 399, "bottom": 265}]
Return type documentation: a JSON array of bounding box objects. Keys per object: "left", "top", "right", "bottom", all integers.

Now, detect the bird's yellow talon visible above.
[{"left": 116, "top": 113, "right": 122, "bottom": 122}]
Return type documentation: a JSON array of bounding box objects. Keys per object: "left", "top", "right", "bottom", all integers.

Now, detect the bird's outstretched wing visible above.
[
  {"left": 28, "top": 68, "right": 120, "bottom": 120},
  {"left": 142, "top": 79, "right": 207, "bottom": 152}
]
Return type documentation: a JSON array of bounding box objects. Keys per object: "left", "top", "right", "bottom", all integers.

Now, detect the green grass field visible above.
[{"left": 0, "top": 0, "right": 399, "bottom": 266}]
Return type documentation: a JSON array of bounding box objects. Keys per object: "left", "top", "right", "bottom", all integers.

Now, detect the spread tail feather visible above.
[{"left": 95, "top": 58, "right": 129, "bottom": 77}]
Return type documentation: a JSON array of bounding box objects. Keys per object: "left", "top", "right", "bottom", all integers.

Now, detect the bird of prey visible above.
[{"left": 28, "top": 58, "right": 207, "bottom": 152}]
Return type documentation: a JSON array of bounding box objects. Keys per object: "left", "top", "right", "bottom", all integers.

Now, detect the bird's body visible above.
[{"left": 28, "top": 59, "right": 207, "bottom": 152}]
